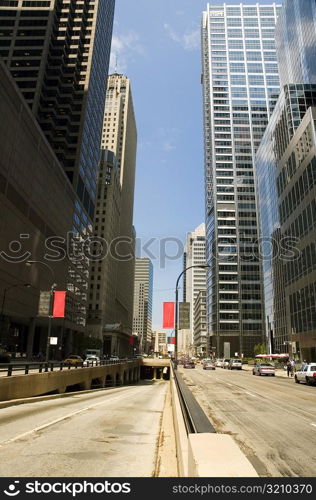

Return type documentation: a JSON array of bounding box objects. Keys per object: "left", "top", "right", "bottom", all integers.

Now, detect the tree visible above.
[{"left": 254, "top": 343, "right": 267, "bottom": 356}]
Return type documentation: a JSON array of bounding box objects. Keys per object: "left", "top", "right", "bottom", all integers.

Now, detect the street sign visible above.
[
  {"left": 179, "top": 302, "right": 190, "bottom": 329},
  {"left": 37, "top": 291, "right": 51, "bottom": 317},
  {"left": 49, "top": 337, "right": 58, "bottom": 345}
]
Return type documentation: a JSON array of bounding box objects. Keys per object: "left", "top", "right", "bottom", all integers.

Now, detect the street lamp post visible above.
[
  {"left": 0, "top": 283, "right": 32, "bottom": 348},
  {"left": 26, "top": 260, "right": 57, "bottom": 362},
  {"left": 174, "top": 264, "right": 210, "bottom": 370}
]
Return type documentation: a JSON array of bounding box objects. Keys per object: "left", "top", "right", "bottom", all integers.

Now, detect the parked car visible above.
[
  {"left": 294, "top": 363, "right": 316, "bottom": 385},
  {"left": 63, "top": 355, "right": 83, "bottom": 366},
  {"left": 215, "top": 358, "right": 224, "bottom": 368},
  {"left": 223, "top": 358, "right": 231, "bottom": 369},
  {"left": 203, "top": 361, "right": 216, "bottom": 370},
  {"left": 183, "top": 361, "right": 195, "bottom": 369},
  {"left": 228, "top": 359, "right": 242, "bottom": 370},
  {"left": 252, "top": 363, "right": 275, "bottom": 376},
  {"left": 83, "top": 355, "right": 100, "bottom": 367}
]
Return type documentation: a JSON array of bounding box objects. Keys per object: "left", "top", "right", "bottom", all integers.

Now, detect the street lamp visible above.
[
  {"left": 174, "top": 264, "right": 210, "bottom": 370},
  {"left": 26, "top": 260, "right": 57, "bottom": 362},
  {"left": 0, "top": 283, "right": 32, "bottom": 348}
]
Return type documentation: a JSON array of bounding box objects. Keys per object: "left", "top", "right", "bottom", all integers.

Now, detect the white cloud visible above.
[
  {"left": 109, "top": 31, "right": 146, "bottom": 74},
  {"left": 163, "top": 23, "right": 200, "bottom": 51}
]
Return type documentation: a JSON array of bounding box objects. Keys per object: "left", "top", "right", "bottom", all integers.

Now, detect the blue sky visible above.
[{"left": 110, "top": 0, "right": 279, "bottom": 330}]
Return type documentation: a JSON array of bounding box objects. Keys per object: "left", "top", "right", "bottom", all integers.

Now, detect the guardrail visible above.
[
  {"left": 0, "top": 359, "right": 136, "bottom": 376},
  {"left": 172, "top": 362, "right": 215, "bottom": 434}
]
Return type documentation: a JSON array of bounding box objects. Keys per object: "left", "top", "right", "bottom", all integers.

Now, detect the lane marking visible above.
[
  {"left": 311, "top": 423, "right": 316, "bottom": 428},
  {"left": 245, "top": 391, "right": 257, "bottom": 398},
  {"left": 0, "top": 387, "right": 146, "bottom": 447}
]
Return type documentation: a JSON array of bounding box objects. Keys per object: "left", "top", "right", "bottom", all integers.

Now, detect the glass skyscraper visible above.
[
  {"left": 201, "top": 3, "right": 281, "bottom": 357},
  {"left": 256, "top": 0, "right": 316, "bottom": 361}
]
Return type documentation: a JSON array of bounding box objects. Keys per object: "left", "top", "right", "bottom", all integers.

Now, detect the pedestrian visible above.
[
  {"left": 290, "top": 358, "right": 295, "bottom": 377},
  {"left": 301, "top": 359, "right": 307, "bottom": 370},
  {"left": 286, "top": 359, "right": 292, "bottom": 377}
]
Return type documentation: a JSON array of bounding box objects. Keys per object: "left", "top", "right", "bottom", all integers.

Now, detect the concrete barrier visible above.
[
  {"left": 0, "top": 362, "right": 140, "bottom": 401},
  {"left": 170, "top": 369, "right": 188, "bottom": 477},
  {"left": 188, "top": 434, "right": 258, "bottom": 477},
  {"left": 170, "top": 370, "right": 258, "bottom": 477}
]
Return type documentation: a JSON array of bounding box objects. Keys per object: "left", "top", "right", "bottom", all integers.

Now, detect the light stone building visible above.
[{"left": 133, "top": 258, "right": 153, "bottom": 354}]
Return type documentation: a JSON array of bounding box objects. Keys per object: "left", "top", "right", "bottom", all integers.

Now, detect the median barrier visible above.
[{"left": 170, "top": 366, "right": 258, "bottom": 477}]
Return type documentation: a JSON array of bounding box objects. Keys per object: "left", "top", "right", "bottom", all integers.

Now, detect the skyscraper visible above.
[
  {"left": 256, "top": 0, "right": 316, "bottom": 361},
  {"left": 183, "top": 223, "right": 206, "bottom": 353},
  {"left": 201, "top": 3, "right": 281, "bottom": 357},
  {"left": 100, "top": 74, "right": 137, "bottom": 334},
  {"left": 133, "top": 258, "right": 153, "bottom": 354},
  {"left": 0, "top": 0, "right": 116, "bottom": 328}
]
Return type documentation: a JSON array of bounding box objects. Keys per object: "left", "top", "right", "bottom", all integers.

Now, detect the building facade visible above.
[
  {"left": 193, "top": 290, "right": 207, "bottom": 355},
  {"left": 0, "top": 0, "right": 116, "bottom": 328},
  {"left": 182, "top": 223, "right": 206, "bottom": 352},
  {"left": 201, "top": 3, "right": 281, "bottom": 357},
  {"left": 256, "top": 0, "right": 316, "bottom": 361},
  {"left": 101, "top": 74, "right": 137, "bottom": 337},
  {"left": 133, "top": 258, "right": 153, "bottom": 353},
  {"left": 0, "top": 62, "right": 82, "bottom": 359}
]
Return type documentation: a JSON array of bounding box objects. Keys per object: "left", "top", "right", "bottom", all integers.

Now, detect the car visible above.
[
  {"left": 252, "top": 363, "right": 275, "bottom": 376},
  {"left": 183, "top": 361, "right": 195, "bottom": 369},
  {"left": 294, "top": 363, "right": 316, "bottom": 385},
  {"left": 109, "top": 355, "right": 120, "bottom": 362},
  {"left": 215, "top": 358, "right": 224, "bottom": 368},
  {"left": 223, "top": 358, "right": 231, "bottom": 369},
  {"left": 203, "top": 361, "right": 216, "bottom": 370},
  {"left": 63, "top": 355, "right": 83, "bottom": 366},
  {"left": 228, "top": 359, "right": 242, "bottom": 370},
  {"left": 83, "top": 355, "right": 100, "bottom": 367}
]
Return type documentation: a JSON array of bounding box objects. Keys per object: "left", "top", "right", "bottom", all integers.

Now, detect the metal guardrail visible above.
[
  {"left": 0, "top": 359, "right": 137, "bottom": 377},
  {"left": 172, "top": 363, "right": 216, "bottom": 434}
]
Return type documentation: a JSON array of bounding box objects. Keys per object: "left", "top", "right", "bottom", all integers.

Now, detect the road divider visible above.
[{"left": 170, "top": 365, "right": 258, "bottom": 477}]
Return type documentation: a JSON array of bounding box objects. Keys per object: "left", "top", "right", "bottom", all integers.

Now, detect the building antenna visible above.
[{"left": 115, "top": 55, "right": 118, "bottom": 74}]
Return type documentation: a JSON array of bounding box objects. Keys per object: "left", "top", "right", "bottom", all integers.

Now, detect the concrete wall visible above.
[{"left": 0, "top": 362, "right": 140, "bottom": 401}]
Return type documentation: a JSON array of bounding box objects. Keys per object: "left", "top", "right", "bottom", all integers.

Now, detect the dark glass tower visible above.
[{"left": 0, "top": 0, "right": 115, "bottom": 327}]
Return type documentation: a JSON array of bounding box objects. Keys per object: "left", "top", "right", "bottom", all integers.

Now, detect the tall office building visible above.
[
  {"left": 100, "top": 74, "right": 137, "bottom": 334},
  {"left": 193, "top": 290, "right": 207, "bottom": 355},
  {"left": 256, "top": 0, "right": 316, "bottom": 361},
  {"left": 183, "top": 223, "right": 206, "bottom": 352},
  {"left": 0, "top": 0, "right": 115, "bottom": 328},
  {"left": 201, "top": 3, "right": 281, "bottom": 357},
  {"left": 133, "top": 258, "right": 153, "bottom": 353}
]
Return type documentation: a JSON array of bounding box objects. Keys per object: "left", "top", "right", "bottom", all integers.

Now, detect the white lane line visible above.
[
  {"left": 245, "top": 391, "right": 257, "bottom": 398},
  {"left": 311, "top": 423, "right": 316, "bottom": 428},
  {"left": 0, "top": 388, "right": 145, "bottom": 447}
]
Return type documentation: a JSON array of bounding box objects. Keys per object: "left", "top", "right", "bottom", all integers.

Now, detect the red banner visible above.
[
  {"left": 52, "top": 291, "right": 66, "bottom": 318},
  {"left": 163, "top": 302, "right": 175, "bottom": 329},
  {"left": 129, "top": 336, "right": 134, "bottom": 345}
]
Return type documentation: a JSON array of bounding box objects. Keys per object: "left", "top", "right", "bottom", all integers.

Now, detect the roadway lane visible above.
[
  {"left": 0, "top": 381, "right": 167, "bottom": 477},
  {"left": 180, "top": 365, "right": 316, "bottom": 477}
]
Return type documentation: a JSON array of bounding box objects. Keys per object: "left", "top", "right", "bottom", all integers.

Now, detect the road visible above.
[
  {"left": 179, "top": 365, "right": 316, "bottom": 477},
  {"left": 0, "top": 381, "right": 167, "bottom": 477}
]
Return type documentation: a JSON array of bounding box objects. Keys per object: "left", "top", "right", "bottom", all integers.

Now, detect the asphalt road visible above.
[
  {"left": 179, "top": 365, "right": 316, "bottom": 477},
  {"left": 0, "top": 381, "right": 167, "bottom": 477}
]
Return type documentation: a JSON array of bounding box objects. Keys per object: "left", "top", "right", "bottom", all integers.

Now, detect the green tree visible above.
[{"left": 253, "top": 343, "right": 267, "bottom": 356}]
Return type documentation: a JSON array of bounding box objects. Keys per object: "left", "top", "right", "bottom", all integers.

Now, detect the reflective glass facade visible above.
[
  {"left": 276, "top": 0, "right": 316, "bottom": 86},
  {"left": 257, "top": 85, "right": 316, "bottom": 359},
  {"left": 201, "top": 3, "right": 281, "bottom": 357}
]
